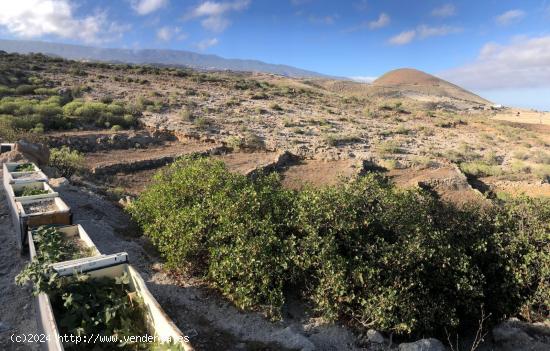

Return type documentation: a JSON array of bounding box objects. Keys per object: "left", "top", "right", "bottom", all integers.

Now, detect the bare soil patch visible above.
[
  {"left": 213, "top": 152, "right": 279, "bottom": 175},
  {"left": 84, "top": 141, "right": 216, "bottom": 170},
  {"left": 480, "top": 177, "right": 550, "bottom": 198},
  {"left": 493, "top": 109, "right": 550, "bottom": 126},
  {"left": 279, "top": 159, "right": 361, "bottom": 189}
]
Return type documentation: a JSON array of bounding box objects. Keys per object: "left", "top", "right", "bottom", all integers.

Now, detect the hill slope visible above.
[
  {"left": 372, "top": 68, "right": 490, "bottom": 105},
  {"left": 0, "top": 39, "right": 328, "bottom": 78}
]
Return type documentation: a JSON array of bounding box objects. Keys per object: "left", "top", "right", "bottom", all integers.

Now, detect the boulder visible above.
[
  {"left": 14, "top": 140, "right": 50, "bottom": 166},
  {"left": 398, "top": 338, "right": 446, "bottom": 351},
  {"left": 49, "top": 177, "right": 69, "bottom": 188},
  {"left": 492, "top": 320, "right": 533, "bottom": 344},
  {"left": 366, "top": 329, "right": 385, "bottom": 344},
  {"left": 0, "top": 150, "right": 28, "bottom": 164}
]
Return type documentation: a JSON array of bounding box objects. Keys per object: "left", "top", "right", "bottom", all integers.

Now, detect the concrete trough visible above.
[
  {"left": 28, "top": 224, "right": 100, "bottom": 262},
  {"left": 36, "top": 254, "right": 194, "bottom": 350},
  {"left": 3, "top": 162, "right": 48, "bottom": 185},
  {"left": 8, "top": 181, "right": 58, "bottom": 202},
  {"left": 12, "top": 197, "right": 72, "bottom": 251}
]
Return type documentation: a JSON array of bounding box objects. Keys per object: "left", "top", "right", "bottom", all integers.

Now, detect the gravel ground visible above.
[{"left": 0, "top": 174, "right": 39, "bottom": 351}]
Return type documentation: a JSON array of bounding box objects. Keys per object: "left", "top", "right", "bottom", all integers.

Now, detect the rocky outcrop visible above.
[
  {"left": 0, "top": 141, "right": 49, "bottom": 166},
  {"left": 15, "top": 140, "right": 50, "bottom": 166}
]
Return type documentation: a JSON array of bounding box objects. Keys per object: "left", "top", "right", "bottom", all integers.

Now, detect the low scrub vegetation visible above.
[
  {"left": 129, "top": 157, "right": 549, "bottom": 338},
  {"left": 49, "top": 146, "right": 85, "bottom": 178}
]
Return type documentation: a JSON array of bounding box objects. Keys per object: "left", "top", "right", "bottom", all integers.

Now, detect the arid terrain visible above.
[
  {"left": 1, "top": 52, "right": 549, "bottom": 351},
  {"left": 21, "top": 55, "right": 547, "bottom": 202}
]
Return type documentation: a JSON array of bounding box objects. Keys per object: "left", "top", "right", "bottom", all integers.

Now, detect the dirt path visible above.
[
  {"left": 0, "top": 175, "right": 39, "bottom": 351},
  {"left": 55, "top": 183, "right": 361, "bottom": 351}
]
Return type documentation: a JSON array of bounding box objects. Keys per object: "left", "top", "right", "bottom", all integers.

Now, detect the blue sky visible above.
[{"left": 1, "top": 1, "right": 550, "bottom": 109}]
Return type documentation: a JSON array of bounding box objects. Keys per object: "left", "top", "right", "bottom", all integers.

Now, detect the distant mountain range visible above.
[{"left": 0, "top": 39, "right": 328, "bottom": 78}]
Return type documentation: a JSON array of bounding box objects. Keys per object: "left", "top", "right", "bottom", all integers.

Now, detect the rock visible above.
[
  {"left": 398, "top": 338, "right": 446, "bottom": 351},
  {"left": 0, "top": 150, "right": 27, "bottom": 164},
  {"left": 15, "top": 140, "right": 50, "bottom": 165},
  {"left": 367, "top": 329, "right": 385, "bottom": 344},
  {"left": 492, "top": 321, "right": 534, "bottom": 344},
  {"left": 49, "top": 177, "right": 69, "bottom": 188},
  {"left": 0, "top": 321, "right": 10, "bottom": 333},
  {"left": 272, "top": 326, "right": 316, "bottom": 351}
]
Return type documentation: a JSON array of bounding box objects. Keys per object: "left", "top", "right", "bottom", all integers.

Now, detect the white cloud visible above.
[
  {"left": 0, "top": 1, "right": 129, "bottom": 44},
  {"left": 131, "top": 0, "right": 168, "bottom": 15},
  {"left": 442, "top": 35, "right": 550, "bottom": 90},
  {"left": 369, "top": 13, "right": 390, "bottom": 29},
  {"left": 156, "top": 26, "right": 187, "bottom": 41},
  {"left": 350, "top": 76, "right": 377, "bottom": 83},
  {"left": 417, "top": 24, "right": 461, "bottom": 38},
  {"left": 431, "top": 4, "right": 456, "bottom": 18},
  {"left": 389, "top": 30, "right": 416, "bottom": 45},
  {"left": 309, "top": 14, "right": 339, "bottom": 25},
  {"left": 185, "top": 0, "right": 250, "bottom": 32},
  {"left": 196, "top": 37, "right": 219, "bottom": 50},
  {"left": 496, "top": 9, "right": 525, "bottom": 25},
  {"left": 388, "top": 25, "right": 461, "bottom": 45}
]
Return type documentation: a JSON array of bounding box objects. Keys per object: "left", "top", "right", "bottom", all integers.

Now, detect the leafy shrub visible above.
[
  {"left": 129, "top": 158, "right": 550, "bottom": 335},
  {"left": 34, "top": 87, "right": 58, "bottom": 95},
  {"left": 49, "top": 146, "right": 85, "bottom": 178},
  {"left": 14, "top": 84, "right": 36, "bottom": 95},
  {"left": 128, "top": 157, "right": 295, "bottom": 317}
]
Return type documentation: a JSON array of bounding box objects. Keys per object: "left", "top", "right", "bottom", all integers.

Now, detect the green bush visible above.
[
  {"left": 460, "top": 161, "right": 503, "bottom": 177},
  {"left": 129, "top": 157, "right": 296, "bottom": 317},
  {"left": 129, "top": 158, "right": 549, "bottom": 335},
  {"left": 49, "top": 146, "right": 85, "bottom": 178},
  {"left": 14, "top": 84, "right": 36, "bottom": 95}
]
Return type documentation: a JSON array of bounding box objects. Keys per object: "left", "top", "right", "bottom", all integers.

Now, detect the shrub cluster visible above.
[
  {"left": 130, "top": 156, "right": 548, "bottom": 336},
  {"left": 49, "top": 146, "right": 85, "bottom": 178},
  {"left": 129, "top": 166, "right": 550, "bottom": 334},
  {"left": 0, "top": 96, "right": 138, "bottom": 135}
]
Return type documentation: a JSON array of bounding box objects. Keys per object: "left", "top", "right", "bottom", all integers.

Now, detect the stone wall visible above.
[{"left": 47, "top": 130, "right": 175, "bottom": 152}]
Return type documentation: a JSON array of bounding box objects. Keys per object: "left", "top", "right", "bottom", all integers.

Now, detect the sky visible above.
[{"left": 0, "top": 0, "right": 550, "bottom": 110}]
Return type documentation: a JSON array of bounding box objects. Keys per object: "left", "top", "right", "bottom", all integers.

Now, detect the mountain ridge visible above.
[{"left": 0, "top": 39, "right": 329, "bottom": 78}]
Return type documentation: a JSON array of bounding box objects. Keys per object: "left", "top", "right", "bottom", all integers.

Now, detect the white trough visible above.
[
  {"left": 28, "top": 224, "right": 100, "bottom": 262},
  {"left": 11, "top": 197, "right": 72, "bottom": 251},
  {"left": 8, "top": 181, "right": 58, "bottom": 202},
  {"left": 3, "top": 162, "right": 48, "bottom": 185},
  {"left": 36, "top": 254, "right": 194, "bottom": 351}
]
